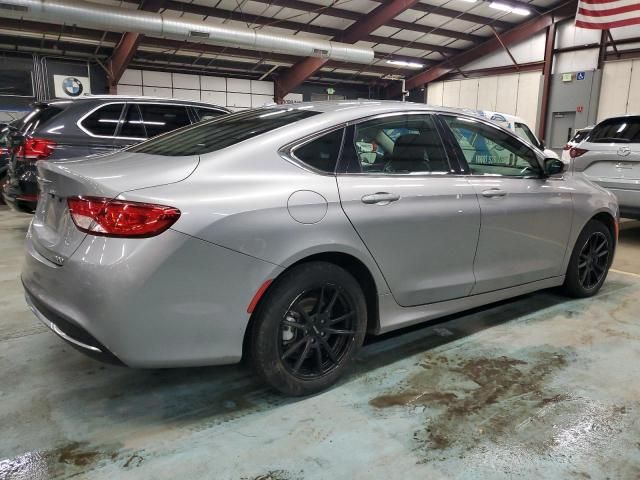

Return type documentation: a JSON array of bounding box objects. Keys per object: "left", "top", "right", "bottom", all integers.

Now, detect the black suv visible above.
[{"left": 2, "top": 97, "right": 229, "bottom": 213}]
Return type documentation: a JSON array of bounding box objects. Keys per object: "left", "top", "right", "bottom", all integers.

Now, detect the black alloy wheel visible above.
[
  {"left": 279, "top": 285, "right": 356, "bottom": 379},
  {"left": 251, "top": 262, "right": 367, "bottom": 396},
  {"left": 577, "top": 231, "right": 610, "bottom": 290}
]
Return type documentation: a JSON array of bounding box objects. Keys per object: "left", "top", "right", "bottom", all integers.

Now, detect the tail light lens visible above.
[
  {"left": 15, "top": 137, "right": 57, "bottom": 161},
  {"left": 67, "top": 196, "right": 181, "bottom": 238},
  {"left": 570, "top": 147, "right": 588, "bottom": 158}
]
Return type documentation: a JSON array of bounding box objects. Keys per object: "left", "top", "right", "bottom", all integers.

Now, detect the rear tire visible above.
[
  {"left": 563, "top": 220, "right": 613, "bottom": 298},
  {"left": 250, "top": 262, "right": 367, "bottom": 396}
]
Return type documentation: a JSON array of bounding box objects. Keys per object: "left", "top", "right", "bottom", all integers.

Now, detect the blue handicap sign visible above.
[{"left": 576, "top": 71, "right": 586, "bottom": 80}]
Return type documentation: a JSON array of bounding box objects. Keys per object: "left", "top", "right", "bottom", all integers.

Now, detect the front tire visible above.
[
  {"left": 563, "top": 219, "right": 613, "bottom": 298},
  {"left": 250, "top": 262, "right": 367, "bottom": 396}
]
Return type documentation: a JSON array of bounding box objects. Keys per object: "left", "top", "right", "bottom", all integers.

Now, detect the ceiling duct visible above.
[{"left": 0, "top": 0, "right": 375, "bottom": 64}]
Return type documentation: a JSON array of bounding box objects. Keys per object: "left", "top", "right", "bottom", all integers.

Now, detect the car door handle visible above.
[
  {"left": 361, "top": 192, "right": 400, "bottom": 205},
  {"left": 481, "top": 188, "right": 507, "bottom": 198}
]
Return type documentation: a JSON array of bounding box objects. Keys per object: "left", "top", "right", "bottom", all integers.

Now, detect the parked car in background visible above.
[
  {"left": 2, "top": 96, "right": 229, "bottom": 213},
  {"left": 469, "top": 110, "right": 561, "bottom": 161},
  {"left": 561, "top": 125, "right": 594, "bottom": 163},
  {"left": 21, "top": 101, "right": 618, "bottom": 395},
  {"left": 0, "top": 121, "right": 17, "bottom": 201},
  {"left": 571, "top": 115, "right": 640, "bottom": 219}
]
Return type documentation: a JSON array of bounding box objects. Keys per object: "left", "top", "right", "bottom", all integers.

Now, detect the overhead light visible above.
[
  {"left": 386, "top": 60, "right": 425, "bottom": 69},
  {"left": 489, "top": 1, "right": 530, "bottom": 15},
  {"left": 459, "top": 0, "right": 477, "bottom": 3}
]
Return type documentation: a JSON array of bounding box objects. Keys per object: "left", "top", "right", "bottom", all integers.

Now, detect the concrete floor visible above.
[{"left": 1, "top": 206, "right": 640, "bottom": 480}]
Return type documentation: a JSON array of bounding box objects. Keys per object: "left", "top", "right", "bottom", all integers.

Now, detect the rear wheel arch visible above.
[{"left": 242, "top": 252, "right": 380, "bottom": 361}]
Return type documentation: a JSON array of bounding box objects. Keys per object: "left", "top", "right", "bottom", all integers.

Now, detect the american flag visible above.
[{"left": 576, "top": 0, "right": 640, "bottom": 29}]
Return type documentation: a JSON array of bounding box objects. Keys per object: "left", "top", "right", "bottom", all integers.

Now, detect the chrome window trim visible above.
[{"left": 77, "top": 101, "right": 214, "bottom": 141}]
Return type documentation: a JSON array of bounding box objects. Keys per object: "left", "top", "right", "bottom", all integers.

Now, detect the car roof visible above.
[{"left": 40, "top": 96, "right": 230, "bottom": 110}]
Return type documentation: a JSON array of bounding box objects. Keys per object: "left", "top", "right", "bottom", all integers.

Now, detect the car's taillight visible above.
[
  {"left": 562, "top": 143, "right": 571, "bottom": 151},
  {"left": 67, "top": 196, "right": 181, "bottom": 238},
  {"left": 569, "top": 147, "right": 588, "bottom": 158},
  {"left": 15, "top": 137, "right": 57, "bottom": 161}
]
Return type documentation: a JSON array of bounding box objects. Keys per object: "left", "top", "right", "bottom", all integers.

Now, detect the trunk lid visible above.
[
  {"left": 30, "top": 151, "right": 199, "bottom": 265},
  {"left": 576, "top": 143, "right": 640, "bottom": 188}
]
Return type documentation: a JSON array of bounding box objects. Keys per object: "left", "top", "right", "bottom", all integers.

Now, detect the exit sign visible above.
[{"left": 562, "top": 73, "right": 573, "bottom": 82}]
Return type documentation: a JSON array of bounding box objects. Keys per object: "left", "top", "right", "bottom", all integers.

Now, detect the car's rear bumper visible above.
[
  {"left": 2, "top": 162, "right": 38, "bottom": 213},
  {"left": 22, "top": 228, "right": 284, "bottom": 367},
  {"left": 605, "top": 187, "right": 640, "bottom": 219}
]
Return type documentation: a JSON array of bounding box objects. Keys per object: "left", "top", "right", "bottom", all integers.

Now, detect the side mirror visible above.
[{"left": 544, "top": 158, "right": 565, "bottom": 176}]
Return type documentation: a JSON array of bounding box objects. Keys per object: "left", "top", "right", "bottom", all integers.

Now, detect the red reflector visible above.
[
  {"left": 16, "top": 137, "right": 57, "bottom": 161},
  {"left": 67, "top": 196, "right": 181, "bottom": 238},
  {"left": 247, "top": 279, "right": 273, "bottom": 314},
  {"left": 569, "top": 147, "right": 588, "bottom": 159}
]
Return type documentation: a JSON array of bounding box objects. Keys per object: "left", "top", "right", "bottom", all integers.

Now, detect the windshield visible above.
[
  {"left": 589, "top": 117, "right": 640, "bottom": 143},
  {"left": 18, "top": 104, "right": 68, "bottom": 136},
  {"left": 128, "top": 109, "right": 320, "bottom": 156}
]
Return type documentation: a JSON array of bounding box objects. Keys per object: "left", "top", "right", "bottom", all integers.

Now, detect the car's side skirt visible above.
[{"left": 376, "top": 276, "right": 565, "bottom": 334}]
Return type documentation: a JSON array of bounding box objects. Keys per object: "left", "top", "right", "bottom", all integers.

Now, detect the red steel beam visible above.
[
  {"left": 538, "top": 23, "right": 556, "bottom": 141},
  {"left": 388, "top": 0, "right": 578, "bottom": 98},
  {"left": 107, "top": 0, "right": 164, "bottom": 92},
  {"left": 275, "top": 0, "right": 422, "bottom": 102}
]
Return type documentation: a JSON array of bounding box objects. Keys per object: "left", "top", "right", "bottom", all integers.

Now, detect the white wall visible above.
[
  {"left": 463, "top": 32, "right": 546, "bottom": 71},
  {"left": 426, "top": 71, "right": 543, "bottom": 130},
  {"left": 598, "top": 59, "right": 640, "bottom": 121},
  {"left": 117, "top": 69, "right": 275, "bottom": 110}
]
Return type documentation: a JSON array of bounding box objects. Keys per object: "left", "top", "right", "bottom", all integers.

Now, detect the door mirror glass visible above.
[{"left": 544, "top": 158, "right": 565, "bottom": 175}]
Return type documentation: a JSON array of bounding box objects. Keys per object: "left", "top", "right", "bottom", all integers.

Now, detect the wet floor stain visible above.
[
  {"left": 241, "top": 470, "right": 304, "bottom": 480},
  {"left": 369, "top": 348, "right": 633, "bottom": 469}
]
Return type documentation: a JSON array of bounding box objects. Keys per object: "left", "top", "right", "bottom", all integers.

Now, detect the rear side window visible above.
[
  {"left": 571, "top": 129, "right": 590, "bottom": 143},
  {"left": 80, "top": 103, "right": 125, "bottom": 137},
  {"left": 138, "top": 104, "right": 191, "bottom": 138},
  {"left": 194, "top": 107, "right": 226, "bottom": 122},
  {"left": 292, "top": 129, "right": 344, "bottom": 173},
  {"left": 129, "top": 109, "right": 320, "bottom": 156},
  {"left": 589, "top": 117, "right": 640, "bottom": 143},
  {"left": 119, "top": 104, "right": 146, "bottom": 140}
]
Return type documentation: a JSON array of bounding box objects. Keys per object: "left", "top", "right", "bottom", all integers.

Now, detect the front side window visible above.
[
  {"left": 292, "top": 129, "right": 344, "bottom": 173},
  {"left": 80, "top": 103, "right": 125, "bottom": 137},
  {"left": 344, "top": 114, "right": 451, "bottom": 174},
  {"left": 195, "top": 107, "right": 226, "bottom": 122},
  {"left": 129, "top": 109, "right": 320, "bottom": 156},
  {"left": 514, "top": 122, "right": 540, "bottom": 148},
  {"left": 138, "top": 104, "right": 191, "bottom": 138},
  {"left": 444, "top": 116, "right": 541, "bottom": 177}
]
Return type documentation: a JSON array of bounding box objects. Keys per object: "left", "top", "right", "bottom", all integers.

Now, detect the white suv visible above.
[{"left": 571, "top": 115, "right": 640, "bottom": 219}]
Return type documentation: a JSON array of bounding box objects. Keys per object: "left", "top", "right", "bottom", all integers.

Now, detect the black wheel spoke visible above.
[
  {"left": 315, "top": 286, "right": 325, "bottom": 314},
  {"left": 329, "top": 312, "right": 354, "bottom": 325},
  {"left": 580, "top": 266, "right": 589, "bottom": 285},
  {"left": 325, "top": 328, "right": 356, "bottom": 336},
  {"left": 597, "top": 250, "right": 609, "bottom": 258},
  {"left": 282, "top": 320, "right": 305, "bottom": 330},
  {"left": 292, "top": 339, "right": 312, "bottom": 373},
  {"left": 314, "top": 343, "right": 323, "bottom": 371},
  {"left": 282, "top": 337, "right": 307, "bottom": 360},
  {"left": 318, "top": 336, "right": 338, "bottom": 363},
  {"left": 324, "top": 289, "right": 339, "bottom": 315}
]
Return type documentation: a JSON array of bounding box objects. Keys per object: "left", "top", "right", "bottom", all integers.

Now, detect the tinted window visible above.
[
  {"left": 293, "top": 129, "right": 343, "bottom": 173},
  {"left": 138, "top": 104, "right": 191, "bottom": 138},
  {"left": 345, "top": 114, "right": 450, "bottom": 174},
  {"left": 195, "top": 107, "right": 225, "bottom": 122},
  {"left": 81, "top": 103, "right": 125, "bottom": 137},
  {"left": 589, "top": 117, "right": 640, "bottom": 143},
  {"left": 118, "top": 104, "right": 146, "bottom": 139},
  {"left": 571, "top": 129, "right": 591, "bottom": 143},
  {"left": 129, "top": 109, "right": 320, "bottom": 156},
  {"left": 444, "top": 116, "right": 541, "bottom": 177},
  {"left": 20, "top": 104, "right": 67, "bottom": 136}
]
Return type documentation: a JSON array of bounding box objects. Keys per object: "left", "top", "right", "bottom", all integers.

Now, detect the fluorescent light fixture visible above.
[
  {"left": 489, "top": 1, "right": 530, "bottom": 15},
  {"left": 386, "top": 59, "right": 425, "bottom": 69},
  {"left": 459, "top": 0, "right": 477, "bottom": 3}
]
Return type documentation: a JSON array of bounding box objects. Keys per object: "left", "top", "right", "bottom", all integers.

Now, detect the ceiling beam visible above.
[
  {"left": 274, "top": 0, "right": 423, "bottom": 102},
  {"left": 388, "top": 0, "right": 578, "bottom": 98},
  {"left": 107, "top": 0, "right": 165, "bottom": 92},
  {"left": 248, "top": 0, "right": 513, "bottom": 30}
]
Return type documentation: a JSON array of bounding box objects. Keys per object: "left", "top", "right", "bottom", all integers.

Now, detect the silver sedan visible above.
[{"left": 22, "top": 101, "right": 618, "bottom": 395}]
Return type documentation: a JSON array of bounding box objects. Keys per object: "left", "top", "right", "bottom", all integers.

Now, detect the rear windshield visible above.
[
  {"left": 128, "top": 109, "right": 320, "bottom": 156},
  {"left": 589, "top": 117, "right": 640, "bottom": 143},
  {"left": 571, "top": 129, "right": 591, "bottom": 143},
  {"left": 19, "top": 104, "right": 68, "bottom": 135}
]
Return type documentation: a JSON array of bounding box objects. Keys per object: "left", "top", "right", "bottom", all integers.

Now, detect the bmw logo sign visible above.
[{"left": 62, "top": 77, "right": 83, "bottom": 97}]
